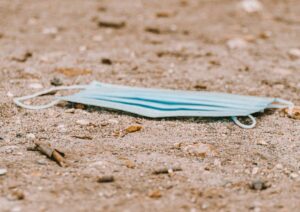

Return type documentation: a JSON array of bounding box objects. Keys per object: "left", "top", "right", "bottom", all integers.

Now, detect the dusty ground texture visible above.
[{"left": 0, "top": 0, "right": 300, "bottom": 211}]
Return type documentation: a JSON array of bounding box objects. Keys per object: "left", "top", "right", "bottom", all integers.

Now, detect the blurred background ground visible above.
[{"left": 0, "top": 0, "right": 300, "bottom": 211}]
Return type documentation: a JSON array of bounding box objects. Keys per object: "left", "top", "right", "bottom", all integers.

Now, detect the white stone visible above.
[
  {"left": 252, "top": 167, "right": 259, "bottom": 175},
  {"left": 288, "top": 48, "right": 300, "bottom": 59},
  {"left": 26, "top": 133, "right": 36, "bottom": 140},
  {"left": 275, "top": 164, "right": 283, "bottom": 170},
  {"left": 227, "top": 38, "right": 248, "bottom": 49},
  {"left": 240, "top": 0, "right": 263, "bottom": 13},
  {"left": 0, "top": 168, "right": 7, "bottom": 176},
  {"left": 6, "top": 92, "right": 14, "bottom": 97},
  {"left": 42, "top": 27, "right": 58, "bottom": 35}
]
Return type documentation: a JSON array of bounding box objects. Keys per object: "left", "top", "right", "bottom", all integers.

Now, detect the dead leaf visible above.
[
  {"left": 55, "top": 68, "right": 92, "bottom": 77},
  {"left": 125, "top": 125, "right": 142, "bottom": 133}
]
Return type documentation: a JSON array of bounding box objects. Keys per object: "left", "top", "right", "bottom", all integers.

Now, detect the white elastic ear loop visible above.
[
  {"left": 231, "top": 115, "right": 256, "bottom": 129},
  {"left": 270, "top": 98, "right": 295, "bottom": 116},
  {"left": 13, "top": 85, "right": 87, "bottom": 110}
]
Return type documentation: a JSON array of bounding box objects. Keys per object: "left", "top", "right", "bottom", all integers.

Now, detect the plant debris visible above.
[
  {"left": 98, "top": 20, "right": 126, "bottom": 29},
  {"left": 284, "top": 106, "right": 300, "bottom": 120},
  {"left": 145, "top": 27, "right": 161, "bottom": 34},
  {"left": 125, "top": 125, "right": 142, "bottom": 133},
  {"left": 72, "top": 135, "right": 93, "bottom": 140},
  {"left": 55, "top": 68, "right": 92, "bottom": 77},
  {"left": 28, "top": 141, "right": 66, "bottom": 167},
  {"left": 152, "top": 166, "right": 182, "bottom": 175},
  {"left": 11, "top": 51, "right": 32, "bottom": 62},
  {"left": 97, "top": 175, "right": 115, "bottom": 183},
  {"left": 101, "top": 58, "right": 113, "bottom": 65}
]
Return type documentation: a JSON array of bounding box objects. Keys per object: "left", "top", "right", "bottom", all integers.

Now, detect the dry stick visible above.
[
  {"left": 152, "top": 167, "right": 182, "bottom": 175},
  {"left": 33, "top": 141, "right": 66, "bottom": 167}
]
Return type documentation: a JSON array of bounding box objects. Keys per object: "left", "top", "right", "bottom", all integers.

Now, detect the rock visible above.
[
  {"left": 0, "top": 168, "right": 7, "bottom": 176},
  {"left": 26, "top": 133, "right": 36, "bottom": 141},
  {"left": 101, "top": 58, "right": 112, "bottom": 65},
  {"left": 50, "top": 77, "right": 63, "bottom": 86},
  {"left": 76, "top": 119, "right": 90, "bottom": 126},
  {"left": 252, "top": 167, "right": 259, "bottom": 175},
  {"left": 288, "top": 48, "right": 300, "bottom": 59},
  {"left": 290, "top": 173, "right": 298, "bottom": 179},
  {"left": 275, "top": 164, "right": 283, "bottom": 170},
  {"left": 6, "top": 92, "right": 14, "bottom": 97},
  {"left": 249, "top": 180, "right": 270, "bottom": 190},
  {"left": 240, "top": 0, "right": 263, "bottom": 13},
  {"left": 227, "top": 38, "right": 248, "bottom": 49}
]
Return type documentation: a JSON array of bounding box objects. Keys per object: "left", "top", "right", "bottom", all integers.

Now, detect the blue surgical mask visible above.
[{"left": 13, "top": 81, "right": 294, "bottom": 129}]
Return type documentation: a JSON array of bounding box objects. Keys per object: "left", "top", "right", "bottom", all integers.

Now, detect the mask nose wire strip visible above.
[
  {"left": 231, "top": 115, "right": 256, "bottom": 129},
  {"left": 13, "top": 85, "right": 87, "bottom": 110}
]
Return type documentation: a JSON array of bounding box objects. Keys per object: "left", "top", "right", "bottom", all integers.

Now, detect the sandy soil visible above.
[{"left": 0, "top": 0, "right": 300, "bottom": 211}]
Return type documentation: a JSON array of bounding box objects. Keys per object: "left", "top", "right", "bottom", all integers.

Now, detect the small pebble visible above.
[
  {"left": 252, "top": 167, "right": 259, "bottom": 175},
  {"left": 26, "top": 133, "right": 36, "bottom": 141},
  {"left": 0, "top": 168, "right": 7, "bottom": 176},
  {"left": 7, "top": 92, "right": 14, "bottom": 97},
  {"left": 240, "top": 0, "right": 263, "bottom": 13},
  {"left": 65, "top": 108, "right": 75, "bottom": 113},
  {"left": 290, "top": 173, "right": 298, "bottom": 179},
  {"left": 275, "top": 164, "right": 283, "bottom": 170},
  {"left": 50, "top": 77, "right": 63, "bottom": 86},
  {"left": 288, "top": 48, "right": 300, "bottom": 59},
  {"left": 227, "top": 38, "right": 248, "bottom": 49},
  {"left": 249, "top": 180, "right": 269, "bottom": 191}
]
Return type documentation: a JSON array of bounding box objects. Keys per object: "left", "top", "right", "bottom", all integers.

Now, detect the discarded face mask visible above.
[{"left": 13, "top": 81, "right": 294, "bottom": 129}]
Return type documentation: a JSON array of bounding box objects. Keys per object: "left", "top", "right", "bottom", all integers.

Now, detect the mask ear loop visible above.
[
  {"left": 231, "top": 115, "right": 256, "bottom": 129},
  {"left": 13, "top": 85, "right": 87, "bottom": 110}
]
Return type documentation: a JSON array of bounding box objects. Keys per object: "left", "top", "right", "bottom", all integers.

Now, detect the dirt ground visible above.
[{"left": 0, "top": 0, "right": 300, "bottom": 211}]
